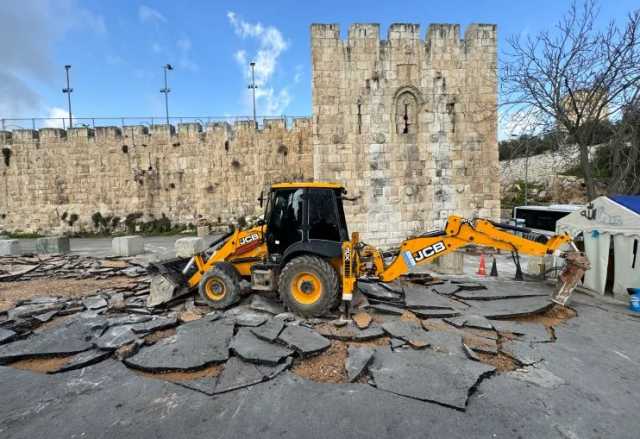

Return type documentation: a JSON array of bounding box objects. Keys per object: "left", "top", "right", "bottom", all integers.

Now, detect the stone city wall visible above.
[{"left": 0, "top": 119, "right": 313, "bottom": 234}]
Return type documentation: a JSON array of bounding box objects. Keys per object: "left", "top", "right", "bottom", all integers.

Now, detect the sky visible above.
[{"left": 0, "top": 0, "right": 638, "bottom": 129}]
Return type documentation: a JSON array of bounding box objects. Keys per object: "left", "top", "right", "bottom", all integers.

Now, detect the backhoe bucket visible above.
[
  {"left": 147, "top": 257, "right": 192, "bottom": 307},
  {"left": 551, "top": 251, "right": 591, "bottom": 306}
]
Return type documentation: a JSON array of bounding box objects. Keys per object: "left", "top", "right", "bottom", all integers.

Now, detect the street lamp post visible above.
[
  {"left": 62, "top": 65, "right": 73, "bottom": 128},
  {"left": 160, "top": 64, "right": 173, "bottom": 126},
  {"left": 248, "top": 62, "right": 258, "bottom": 126},
  {"left": 524, "top": 141, "right": 529, "bottom": 206}
]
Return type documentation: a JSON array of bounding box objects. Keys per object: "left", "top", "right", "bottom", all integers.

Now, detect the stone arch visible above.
[{"left": 393, "top": 86, "right": 423, "bottom": 135}]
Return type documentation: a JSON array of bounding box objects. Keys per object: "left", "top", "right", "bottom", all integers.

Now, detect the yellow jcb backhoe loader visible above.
[{"left": 151, "top": 182, "right": 590, "bottom": 317}]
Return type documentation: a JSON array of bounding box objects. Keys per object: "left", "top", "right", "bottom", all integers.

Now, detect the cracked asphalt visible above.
[{"left": 1, "top": 291, "right": 638, "bottom": 439}]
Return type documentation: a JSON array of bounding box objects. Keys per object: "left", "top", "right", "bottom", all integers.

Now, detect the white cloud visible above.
[
  {"left": 293, "top": 65, "right": 303, "bottom": 84},
  {"left": 139, "top": 5, "right": 167, "bottom": 25},
  {"left": 176, "top": 37, "right": 199, "bottom": 72},
  {"left": 43, "top": 107, "right": 72, "bottom": 128},
  {"left": 227, "top": 11, "right": 291, "bottom": 115},
  {"left": 0, "top": 0, "right": 106, "bottom": 118},
  {"left": 499, "top": 107, "right": 543, "bottom": 140},
  {"left": 234, "top": 50, "right": 247, "bottom": 65}
]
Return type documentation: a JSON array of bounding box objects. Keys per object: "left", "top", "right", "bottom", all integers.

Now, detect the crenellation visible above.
[
  {"left": 0, "top": 131, "right": 12, "bottom": 144},
  {"left": 95, "top": 126, "right": 122, "bottom": 139},
  {"left": 387, "top": 23, "right": 421, "bottom": 41},
  {"left": 348, "top": 24, "right": 380, "bottom": 42},
  {"left": 39, "top": 128, "right": 66, "bottom": 140},
  {"left": 123, "top": 125, "right": 149, "bottom": 137},
  {"left": 13, "top": 129, "right": 39, "bottom": 141},
  {"left": 263, "top": 118, "right": 286, "bottom": 130},
  {"left": 311, "top": 23, "right": 340, "bottom": 40},
  {"left": 149, "top": 124, "right": 175, "bottom": 137},
  {"left": 67, "top": 127, "right": 94, "bottom": 140}
]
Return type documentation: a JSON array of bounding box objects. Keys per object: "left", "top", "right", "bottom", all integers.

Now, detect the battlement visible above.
[
  {"left": 0, "top": 118, "right": 312, "bottom": 146},
  {"left": 312, "top": 22, "right": 496, "bottom": 49}
]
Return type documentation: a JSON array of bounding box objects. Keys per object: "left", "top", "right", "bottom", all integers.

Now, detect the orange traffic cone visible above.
[{"left": 476, "top": 254, "right": 487, "bottom": 276}]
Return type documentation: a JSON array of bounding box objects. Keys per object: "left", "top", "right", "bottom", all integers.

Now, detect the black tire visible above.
[
  {"left": 198, "top": 265, "right": 241, "bottom": 309},
  {"left": 214, "top": 261, "right": 242, "bottom": 284},
  {"left": 278, "top": 255, "right": 340, "bottom": 317}
]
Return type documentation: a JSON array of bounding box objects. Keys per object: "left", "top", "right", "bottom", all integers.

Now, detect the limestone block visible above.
[
  {"left": 112, "top": 235, "right": 144, "bottom": 257},
  {"left": 175, "top": 237, "right": 205, "bottom": 258},
  {"left": 527, "top": 255, "right": 553, "bottom": 276},
  {"left": 35, "top": 236, "right": 70, "bottom": 254},
  {"left": 0, "top": 240, "right": 20, "bottom": 256},
  {"left": 434, "top": 252, "right": 464, "bottom": 275},
  {"left": 196, "top": 225, "right": 210, "bottom": 237}
]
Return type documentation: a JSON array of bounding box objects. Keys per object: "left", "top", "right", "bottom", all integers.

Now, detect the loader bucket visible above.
[
  {"left": 147, "top": 257, "right": 193, "bottom": 307},
  {"left": 551, "top": 251, "right": 591, "bottom": 306},
  {"left": 146, "top": 230, "right": 235, "bottom": 308}
]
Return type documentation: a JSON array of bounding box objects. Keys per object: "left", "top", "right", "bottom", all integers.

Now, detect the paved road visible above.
[
  {"left": 17, "top": 234, "right": 223, "bottom": 262},
  {"left": 0, "top": 292, "right": 638, "bottom": 438}
]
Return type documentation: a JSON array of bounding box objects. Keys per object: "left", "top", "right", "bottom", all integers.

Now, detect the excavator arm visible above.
[{"left": 343, "top": 215, "right": 590, "bottom": 306}]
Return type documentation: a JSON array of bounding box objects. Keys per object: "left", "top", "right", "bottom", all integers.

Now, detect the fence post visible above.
[
  {"left": 1, "top": 119, "right": 4, "bottom": 130},
  {"left": 92, "top": 119, "right": 95, "bottom": 129}
]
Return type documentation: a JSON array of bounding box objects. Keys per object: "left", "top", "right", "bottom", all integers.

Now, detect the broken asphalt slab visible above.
[
  {"left": 95, "top": 325, "right": 140, "bottom": 350},
  {"left": 49, "top": 349, "right": 112, "bottom": 374},
  {"left": 124, "top": 316, "right": 234, "bottom": 372},
  {"left": 250, "top": 318, "right": 285, "bottom": 342},
  {"left": 454, "top": 281, "right": 550, "bottom": 301},
  {"left": 358, "top": 282, "right": 403, "bottom": 302},
  {"left": 277, "top": 325, "right": 331, "bottom": 356},
  {"left": 381, "top": 320, "right": 432, "bottom": 348},
  {"left": 346, "top": 346, "right": 374, "bottom": 382},
  {"left": 249, "top": 295, "right": 285, "bottom": 315},
  {"left": 225, "top": 305, "right": 271, "bottom": 326},
  {"left": 465, "top": 296, "right": 553, "bottom": 319},
  {"left": 176, "top": 356, "right": 292, "bottom": 396},
  {"left": 431, "top": 282, "right": 461, "bottom": 296},
  {"left": 367, "top": 303, "right": 405, "bottom": 315},
  {"left": 368, "top": 348, "right": 495, "bottom": 410},
  {"left": 0, "top": 328, "right": 17, "bottom": 345},
  {"left": 0, "top": 317, "right": 97, "bottom": 364},
  {"left": 403, "top": 284, "right": 463, "bottom": 309},
  {"left": 501, "top": 340, "right": 543, "bottom": 365},
  {"left": 490, "top": 320, "right": 552, "bottom": 343},
  {"left": 231, "top": 327, "right": 293, "bottom": 365},
  {"left": 315, "top": 322, "right": 386, "bottom": 341}
]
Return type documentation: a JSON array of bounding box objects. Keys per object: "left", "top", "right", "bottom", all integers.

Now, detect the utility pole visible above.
[
  {"left": 160, "top": 64, "right": 173, "bottom": 126},
  {"left": 62, "top": 65, "right": 73, "bottom": 128},
  {"left": 248, "top": 61, "right": 258, "bottom": 127},
  {"left": 524, "top": 142, "right": 529, "bottom": 206}
]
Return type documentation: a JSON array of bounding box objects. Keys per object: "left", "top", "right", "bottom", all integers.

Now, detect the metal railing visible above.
[{"left": 0, "top": 115, "right": 308, "bottom": 131}]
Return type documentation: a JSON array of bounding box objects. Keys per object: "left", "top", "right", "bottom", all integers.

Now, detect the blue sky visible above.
[{"left": 1, "top": 0, "right": 638, "bottom": 126}]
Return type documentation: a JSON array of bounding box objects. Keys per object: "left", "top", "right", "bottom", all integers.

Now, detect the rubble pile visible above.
[
  {"left": 0, "top": 254, "right": 148, "bottom": 282},
  {"left": 0, "top": 266, "right": 563, "bottom": 411}
]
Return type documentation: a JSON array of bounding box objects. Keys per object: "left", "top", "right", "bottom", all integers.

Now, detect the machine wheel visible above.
[
  {"left": 199, "top": 265, "right": 241, "bottom": 309},
  {"left": 213, "top": 261, "right": 242, "bottom": 285},
  {"left": 278, "top": 255, "right": 340, "bottom": 317}
]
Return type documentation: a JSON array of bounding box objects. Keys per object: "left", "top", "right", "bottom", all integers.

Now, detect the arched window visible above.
[{"left": 395, "top": 91, "right": 418, "bottom": 135}]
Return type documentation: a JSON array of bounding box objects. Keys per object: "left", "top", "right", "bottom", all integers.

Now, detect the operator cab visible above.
[{"left": 263, "top": 183, "right": 349, "bottom": 260}]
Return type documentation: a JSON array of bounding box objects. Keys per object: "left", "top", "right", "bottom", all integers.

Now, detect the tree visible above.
[{"left": 501, "top": 0, "right": 640, "bottom": 197}]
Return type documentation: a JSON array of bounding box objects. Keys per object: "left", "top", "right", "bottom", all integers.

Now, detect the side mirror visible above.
[{"left": 258, "top": 190, "right": 264, "bottom": 208}]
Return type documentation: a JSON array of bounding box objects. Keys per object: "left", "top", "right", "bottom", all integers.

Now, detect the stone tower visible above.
[{"left": 311, "top": 23, "right": 500, "bottom": 246}]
